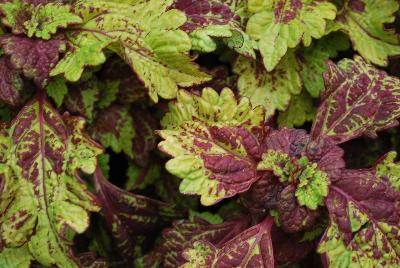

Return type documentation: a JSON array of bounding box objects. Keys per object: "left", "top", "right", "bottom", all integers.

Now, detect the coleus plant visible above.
[{"left": 0, "top": 0, "right": 399, "bottom": 267}]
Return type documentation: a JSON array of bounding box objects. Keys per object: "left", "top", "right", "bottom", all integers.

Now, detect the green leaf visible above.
[
  {"left": 51, "top": 0, "right": 211, "bottom": 102},
  {"left": 50, "top": 32, "right": 111, "bottom": 82},
  {"left": 299, "top": 32, "right": 350, "bottom": 97},
  {"left": 376, "top": 151, "right": 400, "bottom": 192},
  {"left": 0, "top": 0, "right": 82, "bottom": 39},
  {"left": 0, "top": 246, "right": 32, "bottom": 268},
  {"left": 277, "top": 92, "right": 316, "bottom": 128},
  {"left": 46, "top": 76, "right": 68, "bottom": 107},
  {"left": 0, "top": 92, "right": 102, "bottom": 267},
  {"left": 247, "top": 0, "right": 336, "bottom": 71},
  {"left": 158, "top": 88, "right": 265, "bottom": 205},
  {"left": 234, "top": 50, "right": 302, "bottom": 117},
  {"left": 24, "top": 3, "right": 82, "bottom": 40},
  {"left": 333, "top": 0, "right": 400, "bottom": 66}
]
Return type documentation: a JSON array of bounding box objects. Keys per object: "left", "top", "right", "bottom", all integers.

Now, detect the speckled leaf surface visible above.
[
  {"left": 312, "top": 56, "right": 400, "bottom": 144},
  {"left": 181, "top": 217, "right": 274, "bottom": 268},
  {"left": 51, "top": 0, "right": 211, "bottom": 102},
  {"left": 173, "top": 0, "right": 255, "bottom": 57},
  {"left": 234, "top": 51, "right": 302, "bottom": 117},
  {"left": 0, "top": 56, "right": 24, "bottom": 107},
  {"left": 0, "top": 35, "right": 65, "bottom": 87},
  {"left": 159, "top": 215, "right": 250, "bottom": 267},
  {"left": 247, "top": 0, "right": 336, "bottom": 71},
  {"left": 0, "top": 92, "right": 102, "bottom": 267},
  {"left": 158, "top": 88, "right": 265, "bottom": 205},
  {"left": 93, "top": 167, "right": 179, "bottom": 264},
  {"left": 333, "top": 0, "right": 400, "bottom": 66},
  {"left": 319, "top": 160, "right": 400, "bottom": 267}
]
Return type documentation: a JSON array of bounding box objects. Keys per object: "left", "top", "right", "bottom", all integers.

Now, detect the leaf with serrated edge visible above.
[
  {"left": 158, "top": 87, "right": 265, "bottom": 205},
  {"left": 0, "top": 92, "right": 102, "bottom": 267},
  {"left": 0, "top": 35, "right": 65, "bottom": 87},
  {"left": 93, "top": 166, "right": 179, "bottom": 264},
  {"left": 234, "top": 50, "right": 302, "bottom": 117},
  {"left": 319, "top": 164, "right": 400, "bottom": 267},
  {"left": 312, "top": 56, "right": 400, "bottom": 144},
  {"left": 51, "top": 0, "right": 211, "bottom": 102},
  {"left": 333, "top": 0, "right": 400, "bottom": 66},
  {"left": 246, "top": 0, "right": 336, "bottom": 71},
  {"left": 173, "top": 0, "right": 255, "bottom": 57},
  {"left": 181, "top": 217, "right": 274, "bottom": 268}
]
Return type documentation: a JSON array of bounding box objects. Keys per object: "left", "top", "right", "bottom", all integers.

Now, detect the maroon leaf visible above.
[
  {"left": 319, "top": 154, "right": 400, "bottom": 266},
  {"left": 0, "top": 35, "right": 65, "bottom": 87},
  {"left": 312, "top": 56, "right": 400, "bottom": 144},
  {"left": 159, "top": 216, "right": 250, "bottom": 267},
  {"left": 173, "top": 0, "right": 240, "bottom": 32},
  {"left": 181, "top": 217, "right": 275, "bottom": 267},
  {"left": 132, "top": 110, "right": 158, "bottom": 167},
  {"left": 93, "top": 167, "right": 180, "bottom": 264},
  {"left": 0, "top": 56, "right": 24, "bottom": 106}
]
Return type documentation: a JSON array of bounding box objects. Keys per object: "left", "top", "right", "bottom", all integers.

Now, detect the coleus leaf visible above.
[
  {"left": 173, "top": 0, "right": 255, "bottom": 57},
  {"left": 159, "top": 215, "right": 250, "bottom": 267},
  {"left": 277, "top": 91, "right": 316, "bottom": 128},
  {"left": 311, "top": 56, "right": 400, "bottom": 144},
  {"left": 332, "top": 0, "right": 400, "bottom": 66},
  {"left": 257, "top": 128, "right": 345, "bottom": 232},
  {"left": 298, "top": 32, "right": 350, "bottom": 97},
  {"left": 181, "top": 216, "right": 274, "bottom": 268},
  {"left": 90, "top": 105, "right": 135, "bottom": 158},
  {"left": 234, "top": 50, "right": 302, "bottom": 117},
  {"left": 63, "top": 78, "right": 100, "bottom": 121},
  {"left": 51, "top": 0, "right": 211, "bottom": 102},
  {"left": 246, "top": 0, "right": 336, "bottom": 71},
  {"left": 0, "top": 56, "right": 24, "bottom": 107},
  {"left": 0, "top": 35, "right": 66, "bottom": 87},
  {"left": 46, "top": 75, "right": 68, "bottom": 107},
  {"left": 318, "top": 154, "right": 400, "bottom": 267},
  {"left": 0, "top": 91, "right": 102, "bottom": 267},
  {"left": 93, "top": 167, "right": 180, "bottom": 264},
  {"left": 0, "top": 0, "right": 82, "bottom": 39},
  {"left": 0, "top": 245, "right": 32, "bottom": 268},
  {"left": 158, "top": 87, "right": 265, "bottom": 205},
  {"left": 131, "top": 110, "right": 158, "bottom": 167}
]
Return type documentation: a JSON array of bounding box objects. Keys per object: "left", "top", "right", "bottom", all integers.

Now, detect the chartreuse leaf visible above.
[
  {"left": 298, "top": 32, "right": 350, "bottom": 97},
  {"left": 312, "top": 56, "right": 400, "bottom": 144},
  {"left": 234, "top": 50, "right": 302, "bottom": 117},
  {"left": 277, "top": 92, "right": 316, "bottom": 128},
  {"left": 247, "top": 0, "right": 336, "bottom": 71},
  {"left": 24, "top": 2, "right": 82, "bottom": 39},
  {"left": 0, "top": 246, "right": 32, "bottom": 268},
  {"left": 333, "top": 0, "right": 400, "bottom": 66},
  {"left": 51, "top": 0, "right": 211, "bottom": 102},
  {"left": 258, "top": 150, "right": 329, "bottom": 210},
  {"left": 181, "top": 217, "right": 274, "bottom": 267},
  {"left": 173, "top": 0, "right": 255, "bottom": 58},
  {"left": 0, "top": 0, "right": 82, "bottom": 39},
  {"left": 158, "top": 88, "right": 265, "bottom": 205},
  {"left": 0, "top": 92, "right": 102, "bottom": 267},
  {"left": 46, "top": 76, "right": 68, "bottom": 107},
  {"left": 319, "top": 166, "right": 400, "bottom": 267}
]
